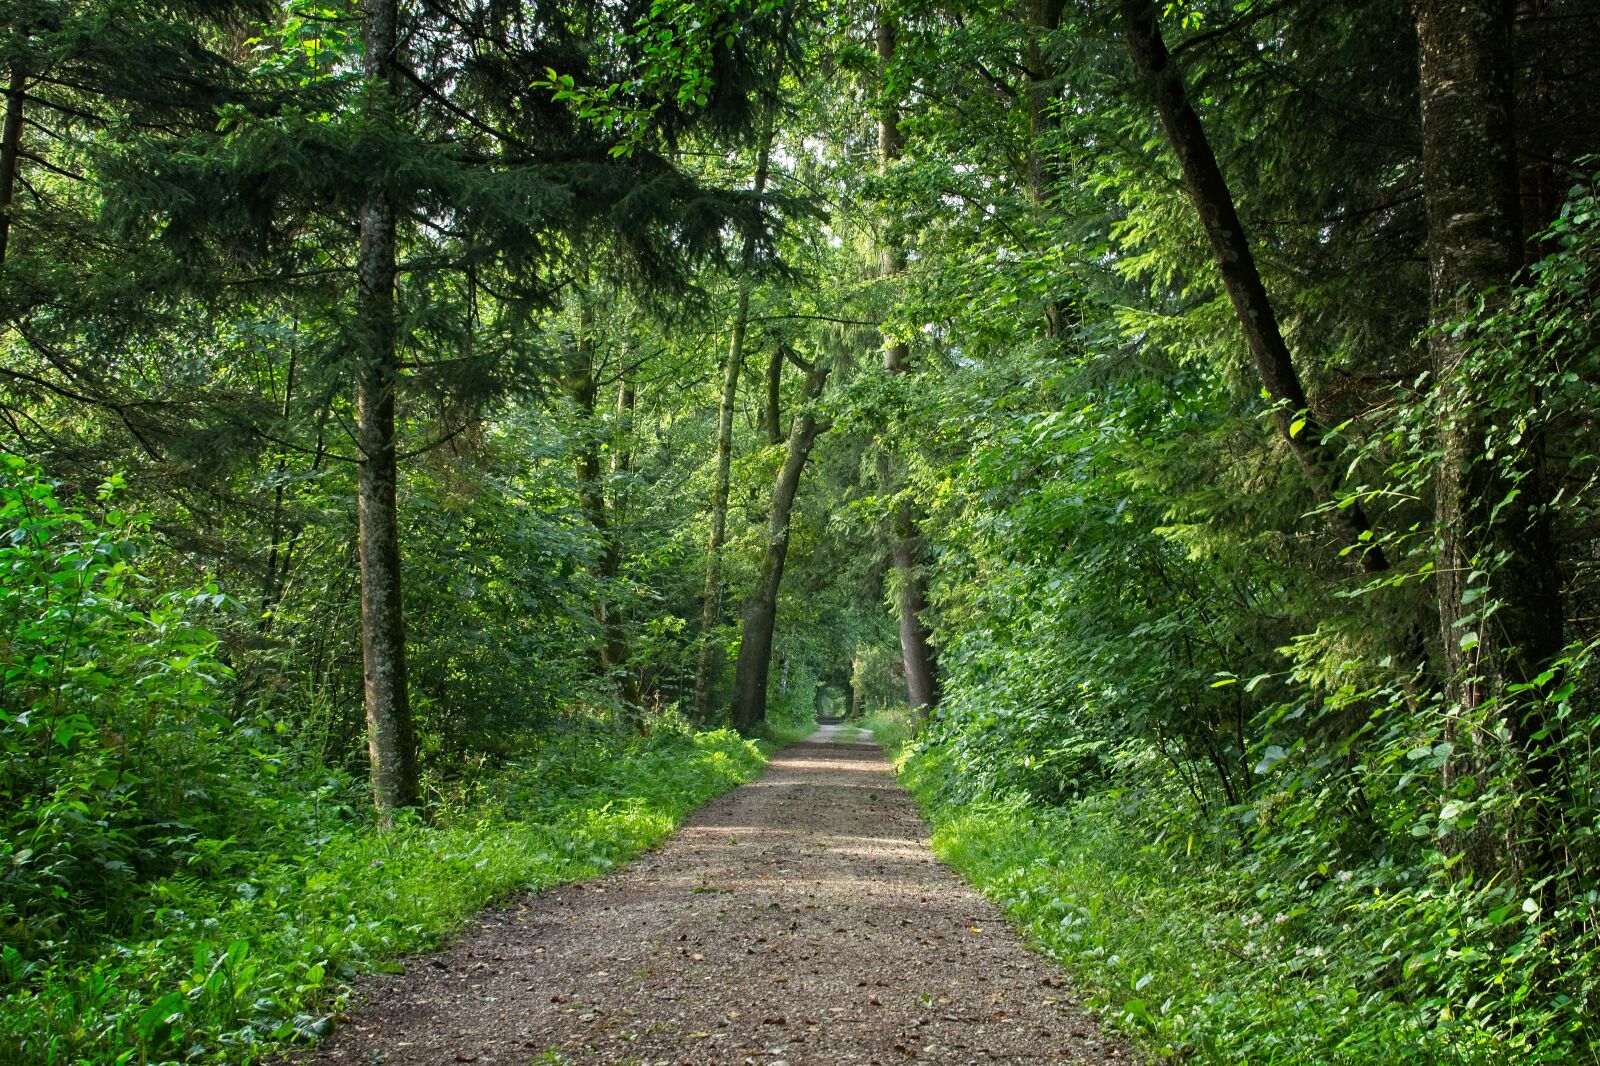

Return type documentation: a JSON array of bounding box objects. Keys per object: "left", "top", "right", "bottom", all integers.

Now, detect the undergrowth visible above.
[
  {"left": 873, "top": 712, "right": 1597, "bottom": 1066},
  {"left": 858, "top": 707, "right": 915, "bottom": 754},
  {"left": 757, "top": 718, "right": 823, "bottom": 749},
  {"left": 1, "top": 725, "right": 776, "bottom": 1065}
]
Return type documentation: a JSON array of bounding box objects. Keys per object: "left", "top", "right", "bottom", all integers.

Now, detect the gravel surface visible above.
[{"left": 293, "top": 726, "right": 1134, "bottom": 1065}]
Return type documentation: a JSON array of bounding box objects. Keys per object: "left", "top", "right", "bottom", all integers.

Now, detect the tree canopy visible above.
[{"left": 3, "top": 0, "right": 1599, "bottom": 1061}]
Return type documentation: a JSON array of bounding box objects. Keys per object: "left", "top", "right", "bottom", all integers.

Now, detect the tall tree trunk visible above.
[
  {"left": 730, "top": 359, "right": 830, "bottom": 734},
  {"left": 877, "top": 15, "right": 942, "bottom": 716},
  {"left": 1023, "top": 0, "right": 1068, "bottom": 340},
  {"left": 565, "top": 309, "right": 606, "bottom": 657},
  {"left": 0, "top": 61, "right": 26, "bottom": 267},
  {"left": 1416, "top": 0, "right": 1565, "bottom": 881},
  {"left": 565, "top": 301, "right": 640, "bottom": 706},
  {"left": 693, "top": 130, "right": 774, "bottom": 717},
  {"left": 1120, "top": 0, "right": 1389, "bottom": 574},
  {"left": 355, "top": 0, "right": 418, "bottom": 820},
  {"left": 893, "top": 521, "right": 939, "bottom": 709},
  {"left": 610, "top": 373, "right": 640, "bottom": 704}
]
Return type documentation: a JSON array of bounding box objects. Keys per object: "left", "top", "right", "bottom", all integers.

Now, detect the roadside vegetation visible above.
[{"left": 3, "top": 0, "right": 1599, "bottom": 1062}]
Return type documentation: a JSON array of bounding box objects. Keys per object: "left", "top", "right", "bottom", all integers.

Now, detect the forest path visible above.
[{"left": 297, "top": 729, "right": 1131, "bottom": 1065}]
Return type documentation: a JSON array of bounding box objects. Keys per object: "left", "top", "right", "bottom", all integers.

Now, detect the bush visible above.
[{"left": 0, "top": 458, "right": 237, "bottom": 953}]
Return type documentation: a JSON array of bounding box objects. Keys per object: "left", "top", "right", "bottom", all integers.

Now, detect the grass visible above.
[
  {"left": 1, "top": 724, "right": 788, "bottom": 1066},
  {"left": 871, "top": 719, "right": 1586, "bottom": 1065},
  {"left": 859, "top": 706, "right": 916, "bottom": 753},
  {"left": 754, "top": 717, "right": 821, "bottom": 749}
]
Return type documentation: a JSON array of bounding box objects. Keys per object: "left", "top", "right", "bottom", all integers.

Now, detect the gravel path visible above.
[{"left": 296, "top": 727, "right": 1133, "bottom": 1065}]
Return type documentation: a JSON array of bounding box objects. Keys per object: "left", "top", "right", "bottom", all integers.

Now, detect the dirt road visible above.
[{"left": 297, "top": 727, "right": 1131, "bottom": 1065}]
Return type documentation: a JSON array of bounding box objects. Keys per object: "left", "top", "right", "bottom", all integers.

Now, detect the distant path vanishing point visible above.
[{"left": 297, "top": 726, "right": 1133, "bottom": 1065}]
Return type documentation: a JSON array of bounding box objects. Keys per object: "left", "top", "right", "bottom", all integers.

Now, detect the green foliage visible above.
[
  {"left": 860, "top": 705, "right": 915, "bottom": 754},
  {"left": 879, "top": 169, "right": 1600, "bottom": 1064},
  {"left": 0, "top": 459, "right": 237, "bottom": 952},
  {"left": 4, "top": 0, "right": 1599, "bottom": 1062},
  {"left": 1, "top": 724, "right": 771, "bottom": 1065},
  {"left": 899, "top": 743, "right": 1596, "bottom": 1064},
  {"left": 866, "top": 4, "right": 1600, "bottom": 1057},
  {"left": 400, "top": 423, "right": 598, "bottom": 755}
]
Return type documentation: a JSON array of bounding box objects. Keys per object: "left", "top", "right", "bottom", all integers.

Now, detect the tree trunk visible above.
[
  {"left": 565, "top": 300, "right": 636, "bottom": 703},
  {"left": 1023, "top": 0, "right": 1068, "bottom": 339},
  {"left": 877, "top": 15, "right": 942, "bottom": 716},
  {"left": 730, "top": 360, "right": 830, "bottom": 734},
  {"left": 1514, "top": 0, "right": 1561, "bottom": 258},
  {"left": 355, "top": 0, "right": 419, "bottom": 820},
  {"left": 1120, "top": 0, "right": 1388, "bottom": 574},
  {"left": 764, "top": 344, "right": 784, "bottom": 446},
  {"left": 893, "top": 520, "right": 940, "bottom": 710},
  {"left": 1416, "top": 0, "right": 1565, "bottom": 881},
  {"left": 262, "top": 347, "right": 302, "bottom": 626},
  {"left": 610, "top": 374, "right": 640, "bottom": 705},
  {"left": 693, "top": 130, "right": 774, "bottom": 717},
  {"left": 0, "top": 61, "right": 26, "bottom": 266}
]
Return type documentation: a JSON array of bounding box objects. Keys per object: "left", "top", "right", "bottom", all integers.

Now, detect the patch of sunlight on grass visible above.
[{"left": 859, "top": 706, "right": 916, "bottom": 757}]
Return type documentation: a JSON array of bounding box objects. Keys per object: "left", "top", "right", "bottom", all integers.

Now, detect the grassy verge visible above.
[
  {"left": 755, "top": 717, "right": 820, "bottom": 749},
  {"left": 873, "top": 720, "right": 1567, "bottom": 1065},
  {"left": 2, "top": 726, "right": 779, "bottom": 1065},
  {"left": 859, "top": 707, "right": 915, "bottom": 753}
]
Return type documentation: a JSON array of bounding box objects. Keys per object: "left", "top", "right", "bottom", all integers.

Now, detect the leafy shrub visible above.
[{"left": 0, "top": 458, "right": 236, "bottom": 952}]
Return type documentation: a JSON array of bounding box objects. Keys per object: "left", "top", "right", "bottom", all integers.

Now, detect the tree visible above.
[
  {"left": 695, "top": 128, "right": 776, "bottom": 717},
  {"left": 564, "top": 283, "right": 643, "bottom": 707},
  {"left": 730, "top": 351, "right": 831, "bottom": 733},
  {"left": 352, "top": 0, "right": 419, "bottom": 815},
  {"left": 1415, "top": 0, "right": 1566, "bottom": 877},
  {"left": 1119, "top": 0, "right": 1390, "bottom": 575},
  {"left": 875, "top": 11, "right": 941, "bottom": 715}
]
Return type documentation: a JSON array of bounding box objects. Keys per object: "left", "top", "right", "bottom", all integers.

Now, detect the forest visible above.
[{"left": 1, "top": 0, "right": 1597, "bottom": 1062}]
